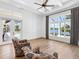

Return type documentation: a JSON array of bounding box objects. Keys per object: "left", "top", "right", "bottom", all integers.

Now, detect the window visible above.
[{"left": 49, "top": 14, "right": 71, "bottom": 38}]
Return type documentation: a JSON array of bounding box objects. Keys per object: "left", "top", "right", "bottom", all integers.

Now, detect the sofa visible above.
[{"left": 22, "top": 46, "right": 58, "bottom": 59}]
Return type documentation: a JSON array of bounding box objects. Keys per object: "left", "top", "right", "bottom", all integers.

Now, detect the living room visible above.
[{"left": 0, "top": 0, "right": 79, "bottom": 59}]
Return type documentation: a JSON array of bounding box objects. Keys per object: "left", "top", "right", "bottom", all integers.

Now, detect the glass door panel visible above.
[
  {"left": 14, "top": 20, "right": 22, "bottom": 39},
  {"left": 60, "top": 22, "right": 65, "bottom": 37},
  {"left": 49, "top": 10, "right": 71, "bottom": 43}
]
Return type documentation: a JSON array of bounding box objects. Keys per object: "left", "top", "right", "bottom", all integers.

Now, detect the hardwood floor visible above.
[{"left": 0, "top": 39, "right": 79, "bottom": 59}]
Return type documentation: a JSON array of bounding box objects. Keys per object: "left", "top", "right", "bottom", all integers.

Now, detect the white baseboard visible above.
[
  {"left": 0, "top": 37, "right": 46, "bottom": 45},
  {"left": 0, "top": 41, "right": 12, "bottom": 46}
]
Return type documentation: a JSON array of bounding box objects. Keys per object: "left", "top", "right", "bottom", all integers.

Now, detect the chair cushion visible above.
[{"left": 22, "top": 46, "right": 32, "bottom": 54}]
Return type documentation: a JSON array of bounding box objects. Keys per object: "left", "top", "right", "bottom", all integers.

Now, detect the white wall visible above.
[
  {"left": 0, "top": 8, "right": 46, "bottom": 41},
  {"left": 22, "top": 11, "right": 46, "bottom": 40},
  {"left": 0, "top": 19, "right": 3, "bottom": 42},
  {"left": 41, "top": 16, "right": 46, "bottom": 38}
]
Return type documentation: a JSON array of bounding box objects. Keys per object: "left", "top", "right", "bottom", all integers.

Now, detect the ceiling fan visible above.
[{"left": 34, "top": 0, "right": 55, "bottom": 10}]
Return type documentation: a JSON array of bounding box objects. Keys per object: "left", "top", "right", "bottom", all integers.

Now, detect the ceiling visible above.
[{"left": 0, "top": 0, "right": 79, "bottom": 15}]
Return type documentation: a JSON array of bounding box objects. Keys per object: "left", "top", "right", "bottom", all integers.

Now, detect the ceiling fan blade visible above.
[
  {"left": 34, "top": 3, "right": 41, "bottom": 6},
  {"left": 37, "top": 7, "right": 43, "bottom": 10},
  {"left": 43, "top": 0, "right": 48, "bottom": 5},
  {"left": 44, "top": 7, "right": 49, "bottom": 11},
  {"left": 45, "top": 5, "right": 55, "bottom": 7}
]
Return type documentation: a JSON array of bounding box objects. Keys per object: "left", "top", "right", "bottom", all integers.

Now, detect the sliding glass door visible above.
[{"left": 49, "top": 10, "right": 71, "bottom": 43}]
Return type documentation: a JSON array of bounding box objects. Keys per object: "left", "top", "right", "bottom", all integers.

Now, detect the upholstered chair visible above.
[{"left": 12, "top": 38, "right": 31, "bottom": 57}]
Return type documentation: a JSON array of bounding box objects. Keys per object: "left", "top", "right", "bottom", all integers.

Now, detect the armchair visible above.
[{"left": 12, "top": 38, "right": 31, "bottom": 57}]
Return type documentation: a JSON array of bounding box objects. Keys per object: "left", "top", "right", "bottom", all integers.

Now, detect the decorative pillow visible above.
[
  {"left": 33, "top": 47, "right": 40, "bottom": 54},
  {"left": 18, "top": 39, "right": 28, "bottom": 45},
  {"left": 22, "top": 47, "right": 40, "bottom": 59},
  {"left": 21, "top": 46, "right": 32, "bottom": 55}
]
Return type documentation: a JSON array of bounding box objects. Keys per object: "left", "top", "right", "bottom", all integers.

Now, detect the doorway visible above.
[
  {"left": 48, "top": 10, "right": 71, "bottom": 43},
  {"left": 0, "top": 17, "right": 22, "bottom": 44}
]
